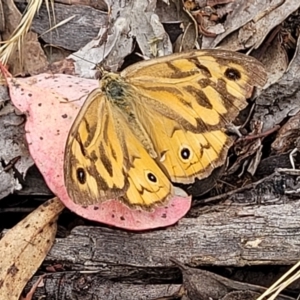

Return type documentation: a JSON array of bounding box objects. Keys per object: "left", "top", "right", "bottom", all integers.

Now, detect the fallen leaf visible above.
[
  {"left": 0, "top": 198, "right": 64, "bottom": 300},
  {"left": 253, "top": 33, "right": 300, "bottom": 133},
  {"left": 0, "top": 86, "right": 33, "bottom": 200},
  {"left": 69, "top": 0, "right": 172, "bottom": 77},
  {"left": 2, "top": 71, "right": 191, "bottom": 231},
  {"left": 208, "top": 0, "right": 300, "bottom": 51}
]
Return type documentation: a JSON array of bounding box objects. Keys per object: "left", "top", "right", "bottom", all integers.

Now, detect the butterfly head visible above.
[{"left": 100, "top": 72, "right": 133, "bottom": 106}]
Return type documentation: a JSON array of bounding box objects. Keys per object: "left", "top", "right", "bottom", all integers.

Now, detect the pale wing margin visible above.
[{"left": 122, "top": 49, "right": 267, "bottom": 89}]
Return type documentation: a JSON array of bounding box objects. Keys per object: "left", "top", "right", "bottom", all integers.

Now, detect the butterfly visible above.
[{"left": 64, "top": 49, "right": 267, "bottom": 209}]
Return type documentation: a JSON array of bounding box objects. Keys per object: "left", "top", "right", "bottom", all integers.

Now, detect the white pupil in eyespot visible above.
[
  {"left": 181, "top": 148, "right": 191, "bottom": 160},
  {"left": 147, "top": 172, "right": 157, "bottom": 183}
]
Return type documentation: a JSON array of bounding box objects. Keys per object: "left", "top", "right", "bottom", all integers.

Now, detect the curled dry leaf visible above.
[
  {"left": 2, "top": 71, "right": 191, "bottom": 231},
  {"left": 70, "top": 0, "right": 172, "bottom": 77},
  {"left": 271, "top": 111, "right": 300, "bottom": 154},
  {"left": 253, "top": 30, "right": 289, "bottom": 89},
  {"left": 0, "top": 198, "right": 64, "bottom": 300},
  {"left": 206, "top": 0, "right": 300, "bottom": 52},
  {"left": 0, "top": 86, "right": 34, "bottom": 200},
  {"left": 253, "top": 33, "right": 300, "bottom": 133}
]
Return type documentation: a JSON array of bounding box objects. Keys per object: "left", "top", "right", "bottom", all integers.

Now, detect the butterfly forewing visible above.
[
  {"left": 122, "top": 49, "right": 267, "bottom": 183},
  {"left": 123, "top": 50, "right": 266, "bottom": 128}
]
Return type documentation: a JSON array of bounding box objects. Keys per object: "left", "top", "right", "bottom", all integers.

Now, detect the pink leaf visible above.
[{"left": 6, "top": 73, "right": 191, "bottom": 230}]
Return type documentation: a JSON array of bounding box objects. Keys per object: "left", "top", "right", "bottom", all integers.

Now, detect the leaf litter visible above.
[{"left": 1, "top": 0, "right": 300, "bottom": 299}]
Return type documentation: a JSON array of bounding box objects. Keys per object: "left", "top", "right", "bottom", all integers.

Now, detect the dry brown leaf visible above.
[
  {"left": 253, "top": 31, "right": 300, "bottom": 132},
  {"left": 70, "top": 0, "right": 173, "bottom": 78},
  {"left": 253, "top": 33, "right": 289, "bottom": 89},
  {"left": 0, "top": 197, "right": 64, "bottom": 300},
  {"left": 0, "top": 88, "right": 33, "bottom": 201},
  {"left": 205, "top": 0, "right": 300, "bottom": 51},
  {"left": 14, "top": 31, "right": 48, "bottom": 76},
  {"left": 271, "top": 111, "right": 300, "bottom": 154}
]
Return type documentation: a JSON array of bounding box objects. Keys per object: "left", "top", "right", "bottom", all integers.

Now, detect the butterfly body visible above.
[
  {"left": 64, "top": 50, "right": 267, "bottom": 209},
  {"left": 101, "top": 72, "right": 159, "bottom": 158}
]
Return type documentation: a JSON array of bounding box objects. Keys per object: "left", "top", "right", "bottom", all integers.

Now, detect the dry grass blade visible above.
[
  {"left": 256, "top": 261, "right": 300, "bottom": 300},
  {"left": 0, "top": 197, "right": 64, "bottom": 300},
  {"left": 0, "top": 0, "right": 75, "bottom": 68},
  {"left": 0, "top": 0, "right": 44, "bottom": 64},
  {"left": 39, "top": 15, "right": 76, "bottom": 37},
  {"left": 0, "top": 0, "right": 57, "bottom": 65}
]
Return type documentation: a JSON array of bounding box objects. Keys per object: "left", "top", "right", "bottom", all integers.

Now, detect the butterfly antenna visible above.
[
  {"left": 71, "top": 53, "right": 97, "bottom": 67},
  {"left": 96, "top": 3, "right": 114, "bottom": 78},
  {"left": 94, "top": 41, "right": 107, "bottom": 80}
]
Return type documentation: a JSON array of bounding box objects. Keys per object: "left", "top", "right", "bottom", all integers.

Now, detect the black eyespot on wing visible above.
[
  {"left": 147, "top": 172, "right": 157, "bottom": 183},
  {"left": 181, "top": 148, "right": 191, "bottom": 160},
  {"left": 77, "top": 167, "right": 86, "bottom": 184},
  {"left": 224, "top": 68, "right": 241, "bottom": 81}
]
